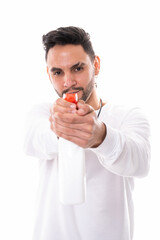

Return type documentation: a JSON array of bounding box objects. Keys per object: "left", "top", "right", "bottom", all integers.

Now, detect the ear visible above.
[{"left": 94, "top": 56, "right": 100, "bottom": 76}]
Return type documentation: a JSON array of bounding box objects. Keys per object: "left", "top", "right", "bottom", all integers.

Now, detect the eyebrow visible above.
[
  {"left": 70, "top": 62, "right": 86, "bottom": 70},
  {"left": 50, "top": 62, "right": 86, "bottom": 73},
  {"left": 50, "top": 67, "right": 62, "bottom": 73}
]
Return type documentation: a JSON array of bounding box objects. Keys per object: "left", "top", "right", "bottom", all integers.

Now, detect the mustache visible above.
[{"left": 62, "top": 87, "right": 84, "bottom": 95}]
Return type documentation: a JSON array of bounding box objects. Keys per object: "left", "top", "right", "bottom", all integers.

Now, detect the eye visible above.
[
  {"left": 54, "top": 71, "right": 61, "bottom": 76},
  {"left": 75, "top": 66, "right": 83, "bottom": 72}
]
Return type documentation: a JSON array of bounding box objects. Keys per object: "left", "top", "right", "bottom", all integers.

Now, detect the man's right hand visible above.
[{"left": 49, "top": 98, "right": 106, "bottom": 149}]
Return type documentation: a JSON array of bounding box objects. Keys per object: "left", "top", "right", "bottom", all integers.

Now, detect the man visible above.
[{"left": 24, "top": 26, "right": 150, "bottom": 240}]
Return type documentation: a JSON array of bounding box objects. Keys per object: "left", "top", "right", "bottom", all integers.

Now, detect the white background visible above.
[{"left": 0, "top": 0, "right": 159, "bottom": 239}]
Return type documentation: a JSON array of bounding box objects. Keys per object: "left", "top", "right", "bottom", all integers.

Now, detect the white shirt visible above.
[{"left": 24, "top": 102, "right": 150, "bottom": 240}]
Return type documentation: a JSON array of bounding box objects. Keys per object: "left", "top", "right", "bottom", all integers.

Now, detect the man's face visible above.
[{"left": 46, "top": 44, "right": 99, "bottom": 103}]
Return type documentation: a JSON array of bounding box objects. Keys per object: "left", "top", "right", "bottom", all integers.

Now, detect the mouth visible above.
[
  {"left": 62, "top": 87, "right": 83, "bottom": 96},
  {"left": 66, "top": 90, "right": 79, "bottom": 94}
]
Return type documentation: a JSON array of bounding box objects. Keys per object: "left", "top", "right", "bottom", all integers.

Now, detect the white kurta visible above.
[{"left": 24, "top": 102, "right": 150, "bottom": 240}]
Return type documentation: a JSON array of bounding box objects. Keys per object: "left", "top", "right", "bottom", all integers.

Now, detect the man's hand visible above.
[{"left": 49, "top": 98, "right": 106, "bottom": 148}]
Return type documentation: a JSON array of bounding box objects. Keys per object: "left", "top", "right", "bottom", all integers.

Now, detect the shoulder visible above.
[
  {"left": 100, "top": 101, "right": 150, "bottom": 130},
  {"left": 102, "top": 101, "right": 146, "bottom": 118},
  {"left": 100, "top": 101, "right": 135, "bottom": 118}
]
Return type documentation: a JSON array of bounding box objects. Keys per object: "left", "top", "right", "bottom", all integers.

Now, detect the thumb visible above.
[{"left": 77, "top": 101, "right": 94, "bottom": 116}]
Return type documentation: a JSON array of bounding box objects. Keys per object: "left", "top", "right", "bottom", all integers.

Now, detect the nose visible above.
[{"left": 64, "top": 72, "right": 76, "bottom": 88}]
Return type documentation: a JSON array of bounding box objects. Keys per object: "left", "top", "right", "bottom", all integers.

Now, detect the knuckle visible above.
[
  {"left": 50, "top": 123, "right": 55, "bottom": 132},
  {"left": 58, "top": 132, "right": 62, "bottom": 138},
  {"left": 65, "top": 114, "right": 76, "bottom": 123},
  {"left": 53, "top": 103, "right": 58, "bottom": 113},
  {"left": 82, "top": 104, "right": 88, "bottom": 112},
  {"left": 71, "top": 117, "right": 76, "bottom": 124},
  {"left": 54, "top": 112, "right": 61, "bottom": 119},
  {"left": 55, "top": 98, "right": 60, "bottom": 105},
  {"left": 88, "top": 116, "right": 94, "bottom": 125},
  {"left": 54, "top": 98, "right": 62, "bottom": 109},
  {"left": 52, "top": 105, "right": 56, "bottom": 112},
  {"left": 83, "top": 139, "right": 90, "bottom": 148},
  {"left": 83, "top": 130, "right": 92, "bottom": 139},
  {"left": 80, "top": 141, "right": 86, "bottom": 148},
  {"left": 87, "top": 124, "right": 94, "bottom": 133},
  {"left": 62, "top": 115, "right": 70, "bottom": 123},
  {"left": 88, "top": 131, "right": 93, "bottom": 139}
]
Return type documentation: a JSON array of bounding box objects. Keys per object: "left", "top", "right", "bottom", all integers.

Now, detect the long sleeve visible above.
[
  {"left": 91, "top": 105, "right": 151, "bottom": 178},
  {"left": 24, "top": 103, "right": 58, "bottom": 160}
]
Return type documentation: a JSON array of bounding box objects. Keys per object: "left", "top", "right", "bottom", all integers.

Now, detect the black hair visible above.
[{"left": 42, "top": 26, "right": 95, "bottom": 62}]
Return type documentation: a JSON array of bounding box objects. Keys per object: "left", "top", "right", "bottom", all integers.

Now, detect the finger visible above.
[
  {"left": 49, "top": 115, "right": 53, "bottom": 123},
  {"left": 50, "top": 98, "right": 77, "bottom": 115},
  {"left": 52, "top": 122, "right": 92, "bottom": 141},
  {"left": 53, "top": 113, "right": 96, "bottom": 138},
  {"left": 57, "top": 97, "right": 77, "bottom": 109},
  {"left": 54, "top": 112, "right": 87, "bottom": 124},
  {"left": 53, "top": 116, "right": 94, "bottom": 134},
  {"left": 77, "top": 99, "right": 85, "bottom": 104},
  {"left": 76, "top": 102, "right": 94, "bottom": 116},
  {"left": 53, "top": 103, "right": 76, "bottom": 114}
]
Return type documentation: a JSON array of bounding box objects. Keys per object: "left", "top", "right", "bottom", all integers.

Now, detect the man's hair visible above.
[{"left": 42, "top": 26, "right": 95, "bottom": 62}]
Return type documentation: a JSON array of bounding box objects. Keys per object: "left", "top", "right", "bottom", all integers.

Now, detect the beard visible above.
[
  {"left": 81, "top": 77, "right": 95, "bottom": 102},
  {"left": 54, "top": 75, "right": 95, "bottom": 103}
]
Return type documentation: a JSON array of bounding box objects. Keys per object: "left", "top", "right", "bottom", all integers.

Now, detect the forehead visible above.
[{"left": 47, "top": 44, "right": 91, "bottom": 68}]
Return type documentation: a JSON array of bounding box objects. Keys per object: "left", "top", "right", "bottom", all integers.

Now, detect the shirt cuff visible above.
[{"left": 89, "top": 125, "right": 124, "bottom": 161}]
